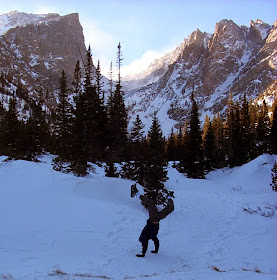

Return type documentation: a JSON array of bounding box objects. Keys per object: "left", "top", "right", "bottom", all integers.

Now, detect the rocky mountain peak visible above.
[
  {"left": 0, "top": 11, "right": 87, "bottom": 114},
  {"left": 187, "top": 28, "right": 205, "bottom": 45},
  {"left": 0, "top": 10, "right": 60, "bottom": 35},
  {"left": 209, "top": 19, "right": 247, "bottom": 53},
  {"left": 125, "top": 19, "right": 277, "bottom": 135},
  {"left": 250, "top": 19, "right": 271, "bottom": 40},
  {"left": 0, "top": 12, "right": 276, "bottom": 136}
]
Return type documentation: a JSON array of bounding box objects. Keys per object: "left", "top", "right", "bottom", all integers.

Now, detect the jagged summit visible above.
[
  {"left": 125, "top": 18, "right": 277, "bottom": 135},
  {"left": 0, "top": 10, "right": 86, "bottom": 117},
  {"left": 0, "top": 10, "right": 61, "bottom": 35},
  {"left": 0, "top": 12, "right": 276, "bottom": 135}
]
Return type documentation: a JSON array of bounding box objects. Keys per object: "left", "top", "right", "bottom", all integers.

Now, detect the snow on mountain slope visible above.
[
  {"left": 0, "top": 11, "right": 87, "bottom": 117},
  {"left": 124, "top": 19, "right": 277, "bottom": 136},
  {"left": 0, "top": 154, "right": 276, "bottom": 279},
  {"left": 0, "top": 10, "right": 60, "bottom": 35}
]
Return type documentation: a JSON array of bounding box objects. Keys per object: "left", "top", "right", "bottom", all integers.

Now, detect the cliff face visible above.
[
  {"left": 125, "top": 19, "right": 277, "bottom": 134},
  {"left": 0, "top": 12, "right": 276, "bottom": 135},
  {"left": 0, "top": 11, "right": 87, "bottom": 105}
]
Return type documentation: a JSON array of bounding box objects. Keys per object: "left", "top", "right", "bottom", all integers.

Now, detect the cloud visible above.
[
  {"left": 33, "top": 5, "right": 58, "bottom": 14},
  {"left": 80, "top": 18, "right": 118, "bottom": 76},
  {"left": 121, "top": 48, "right": 173, "bottom": 79}
]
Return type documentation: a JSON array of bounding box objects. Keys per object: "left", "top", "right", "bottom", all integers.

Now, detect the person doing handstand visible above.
[{"left": 131, "top": 184, "right": 174, "bottom": 257}]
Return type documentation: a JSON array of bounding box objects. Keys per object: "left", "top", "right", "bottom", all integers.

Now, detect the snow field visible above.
[{"left": 0, "top": 154, "right": 277, "bottom": 279}]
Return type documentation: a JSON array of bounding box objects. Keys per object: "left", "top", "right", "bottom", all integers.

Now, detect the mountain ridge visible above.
[
  {"left": 0, "top": 11, "right": 276, "bottom": 135},
  {"left": 0, "top": 11, "right": 87, "bottom": 117},
  {"left": 124, "top": 18, "right": 277, "bottom": 135}
]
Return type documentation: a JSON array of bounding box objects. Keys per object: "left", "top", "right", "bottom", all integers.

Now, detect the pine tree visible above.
[
  {"left": 256, "top": 100, "right": 270, "bottom": 154},
  {"left": 211, "top": 114, "right": 226, "bottom": 168},
  {"left": 270, "top": 99, "right": 277, "bottom": 154},
  {"left": 270, "top": 161, "right": 277, "bottom": 192},
  {"left": 25, "top": 98, "right": 49, "bottom": 159},
  {"left": 116, "top": 42, "right": 123, "bottom": 89},
  {"left": 225, "top": 94, "right": 241, "bottom": 167},
  {"left": 249, "top": 100, "right": 259, "bottom": 159},
  {"left": 108, "top": 62, "right": 114, "bottom": 95},
  {"left": 4, "top": 92, "right": 21, "bottom": 158},
  {"left": 240, "top": 93, "right": 252, "bottom": 163},
  {"left": 202, "top": 115, "right": 216, "bottom": 172},
  {"left": 176, "top": 125, "right": 186, "bottom": 162},
  {"left": 96, "top": 60, "right": 104, "bottom": 99},
  {"left": 166, "top": 128, "right": 177, "bottom": 162},
  {"left": 105, "top": 162, "right": 119, "bottom": 177},
  {"left": 107, "top": 43, "right": 128, "bottom": 162},
  {"left": 142, "top": 116, "right": 168, "bottom": 205},
  {"left": 53, "top": 70, "right": 73, "bottom": 170},
  {"left": 180, "top": 94, "right": 204, "bottom": 178},
  {"left": 122, "top": 114, "right": 146, "bottom": 181},
  {"left": 0, "top": 100, "right": 5, "bottom": 154},
  {"left": 129, "top": 114, "right": 145, "bottom": 162},
  {"left": 130, "top": 114, "right": 145, "bottom": 143},
  {"left": 72, "top": 60, "right": 82, "bottom": 95},
  {"left": 70, "top": 89, "right": 88, "bottom": 176},
  {"left": 84, "top": 45, "right": 94, "bottom": 88},
  {"left": 85, "top": 85, "right": 107, "bottom": 161},
  {"left": 108, "top": 84, "right": 128, "bottom": 161}
]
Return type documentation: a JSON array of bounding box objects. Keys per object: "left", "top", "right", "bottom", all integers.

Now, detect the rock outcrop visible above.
[
  {"left": 125, "top": 19, "right": 277, "bottom": 134},
  {"left": 0, "top": 11, "right": 87, "bottom": 103}
]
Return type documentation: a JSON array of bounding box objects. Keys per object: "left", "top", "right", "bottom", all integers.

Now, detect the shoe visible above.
[
  {"left": 136, "top": 254, "right": 145, "bottom": 257},
  {"left": 151, "top": 250, "right": 158, "bottom": 253}
]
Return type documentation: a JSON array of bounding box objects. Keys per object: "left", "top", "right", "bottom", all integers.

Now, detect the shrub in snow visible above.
[
  {"left": 271, "top": 161, "right": 277, "bottom": 192},
  {"left": 105, "top": 162, "right": 119, "bottom": 177}
]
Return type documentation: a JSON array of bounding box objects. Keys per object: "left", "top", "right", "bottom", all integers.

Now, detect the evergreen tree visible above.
[
  {"left": 105, "top": 162, "right": 119, "bottom": 177},
  {"left": 25, "top": 98, "right": 49, "bottom": 159},
  {"left": 121, "top": 114, "right": 146, "bottom": 181},
  {"left": 96, "top": 60, "right": 104, "bottom": 99},
  {"left": 107, "top": 43, "right": 128, "bottom": 162},
  {"left": 129, "top": 114, "right": 145, "bottom": 162},
  {"left": 85, "top": 85, "right": 107, "bottom": 161},
  {"left": 70, "top": 89, "right": 88, "bottom": 176},
  {"left": 4, "top": 92, "right": 21, "bottom": 158},
  {"left": 271, "top": 161, "right": 277, "bottom": 192},
  {"left": 72, "top": 60, "right": 82, "bottom": 95},
  {"left": 166, "top": 128, "right": 177, "bottom": 162},
  {"left": 256, "top": 100, "right": 270, "bottom": 154},
  {"left": 249, "top": 100, "right": 259, "bottom": 159},
  {"left": 130, "top": 114, "right": 145, "bottom": 143},
  {"left": 202, "top": 115, "right": 216, "bottom": 172},
  {"left": 108, "top": 84, "right": 128, "bottom": 162},
  {"left": 142, "top": 116, "right": 168, "bottom": 205},
  {"left": 53, "top": 70, "right": 73, "bottom": 170},
  {"left": 0, "top": 100, "right": 5, "bottom": 154},
  {"left": 108, "top": 62, "right": 114, "bottom": 95},
  {"left": 84, "top": 45, "right": 94, "bottom": 88},
  {"left": 116, "top": 42, "right": 123, "bottom": 89},
  {"left": 180, "top": 94, "right": 204, "bottom": 178},
  {"left": 176, "top": 125, "right": 186, "bottom": 162},
  {"left": 225, "top": 94, "right": 241, "bottom": 167},
  {"left": 270, "top": 99, "right": 277, "bottom": 154},
  {"left": 240, "top": 93, "right": 252, "bottom": 163},
  {"left": 211, "top": 114, "right": 225, "bottom": 168}
]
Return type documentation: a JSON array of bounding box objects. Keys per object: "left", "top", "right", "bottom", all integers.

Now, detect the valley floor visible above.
[{"left": 0, "top": 154, "right": 277, "bottom": 280}]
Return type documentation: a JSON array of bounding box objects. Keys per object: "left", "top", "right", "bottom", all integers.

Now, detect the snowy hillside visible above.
[
  {"left": 124, "top": 19, "right": 277, "bottom": 135},
  {"left": 0, "top": 154, "right": 277, "bottom": 279},
  {"left": 0, "top": 10, "right": 58, "bottom": 35}
]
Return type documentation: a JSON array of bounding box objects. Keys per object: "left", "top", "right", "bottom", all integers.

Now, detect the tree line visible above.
[{"left": 0, "top": 44, "right": 277, "bottom": 203}]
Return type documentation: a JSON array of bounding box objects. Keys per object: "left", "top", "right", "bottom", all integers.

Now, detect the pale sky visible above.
[{"left": 0, "top": 0, "right": 276, "bottom": 76}]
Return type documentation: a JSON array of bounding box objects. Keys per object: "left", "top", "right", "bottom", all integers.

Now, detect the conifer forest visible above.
[{"left": 1, "top": 44, "right": 277, "bottom": 202}]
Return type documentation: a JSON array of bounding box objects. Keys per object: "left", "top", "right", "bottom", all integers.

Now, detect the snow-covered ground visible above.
[{"left": 0, "top": 154, "right": 277, "bottom": 280}]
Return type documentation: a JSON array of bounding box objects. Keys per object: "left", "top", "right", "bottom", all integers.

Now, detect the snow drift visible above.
[{"left": 0, "top": 154, "right": 276, "bottom": 279}]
